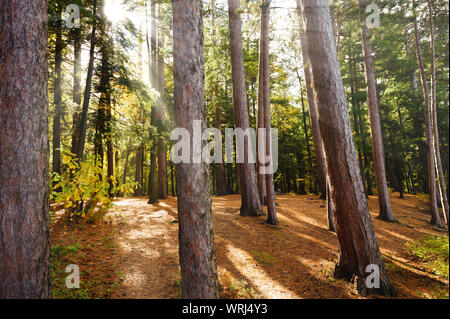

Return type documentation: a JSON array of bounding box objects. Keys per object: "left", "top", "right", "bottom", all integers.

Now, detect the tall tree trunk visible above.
[
  {"left": 71, "top": 25, "right": 82, "bottom": 157},
  {"left": 412, "top": 11, "right": 442, "bottom": 227},
  {"left": 157, "top": 3, "right": 168, "bottom": 199},
  {"left": 358, "top": 0, "right": 394, "bottom": 222},
  {"left": 299, "top": 0, "right": 393, "bottom": 296},
  {"left": 211, "top": 0, "right": 227, "bottom": 196},
  {"left": 228, "top": 0, "right": 263, "bottom": 217},
  {"left": 299, "top": 78, "right": 315, "bottom": 193},
  {"left": 0, "top": 0, "right": 51, "bottom": 298},
  {"left": 427, "top": 0, "right": 449, "bottom": 226},
  {"left": 148, "top": 0, "right": 158, "bottom": 204},
  {"left": 296, "top": 10, "right": 327, "bottom": 200},
  {"left": 257, "top": 2, "right": 267, "bottom": 205},
  {"left": 52, "top": 4, "right": 63, "bottom": 181},
  {"left": 260, "top": 0, "right": 278, "bottom": 225},
  {"left": 172, "top": 0, "right": 219, "bottom": 298},
  {"left": 75, "top": 0, "right": 98, "bottom": 161}
]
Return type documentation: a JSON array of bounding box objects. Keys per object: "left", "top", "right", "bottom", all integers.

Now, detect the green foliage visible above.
[
  {"left": 406, "top": 235, "right": 449, "bottom": 279},
  {"left": 51, "top": 151, "right": 136, "bottom": 223}
]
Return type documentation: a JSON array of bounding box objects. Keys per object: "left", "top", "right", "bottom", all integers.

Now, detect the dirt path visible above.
[{"left": 51, "top": 193, "right": 449, "bottom": 299}]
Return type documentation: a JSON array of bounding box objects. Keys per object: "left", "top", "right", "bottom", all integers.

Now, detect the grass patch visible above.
[
  {"left": 405, "top": 235, "right": 449, "bottom": 279},
  {"left": 252, "top": 251, "right": 277, "bottom": 265}
]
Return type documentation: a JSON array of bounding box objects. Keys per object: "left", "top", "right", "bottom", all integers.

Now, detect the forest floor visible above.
[{"left": 50, "top": 193, "right": 449, "bottom": 299}]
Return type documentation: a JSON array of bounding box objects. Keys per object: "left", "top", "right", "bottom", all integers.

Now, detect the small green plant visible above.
[
  {"left": 51, "top": 151, "right": 137, "bottom": 223},
  {"left": 405, "top": 235, "right": 449, "bottom": 279}
]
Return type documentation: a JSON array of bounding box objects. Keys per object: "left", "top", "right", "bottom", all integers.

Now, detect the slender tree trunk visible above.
[
  {"left": 71, "top": 25, "right": 82, "bottom": 157},
  {"left": 157, "top": 7, "right": 168, "bottom": 199},
  {"left": 0, "top": 0, "right": 51, "bottom": 298},
  {"left": 299, "top": 0, "right": 393, "bottom": 296},
  {"left": 228, "top": 0, "right": 263, "bottom": 217},
  {"left": 134, "top": 146, "right": 143, "bottom": 196},
  {"left": 326, "top": 177, "right": 336, "bottom": 232},
  {"left": 148, "top": 0, "right": 158, "bottom": 204},
  {"left": 257, "top": 2, "right": 267, "bottom": 205},
  {"left": 359, "top": 0, "right": 394, "bottom": 222},
  {"left": 412, "top": 12, "right": 442, "bottom": 227},
  {"left": 296, "top": 9, "right": 327, "bottom": 200},
  {"left": 299, "top": 78, "right": 315, "bottom": 193},
  {"left": 211, "top": 0, "right": 227, "bottom": 196},
  {"left": 259, "top": 0, "right": 278, "bottom": 225},
  {"left": 427, "top": 0, "right": 449, "bottom": 226},
  {"left": 122, "top": 144, "right": 131, "bottom": 187},
  {"left": 75, "top": 0, "right": 98, "bottom": 160},
  {"left": 172, "top": 0, "right": 219, "bottom": 298},
  {"left": 52, "top": 4, "right": 63, "bottom": 181}
]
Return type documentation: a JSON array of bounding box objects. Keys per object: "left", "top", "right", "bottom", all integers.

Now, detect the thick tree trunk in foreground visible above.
[
  {"left": 359, "top": 0, "right": 394, "bottom": 222},
  {"left": 228, "top": 0, "right": 263, "bottom": 217},
  {"left": 0, "top": 0, "right": 51, "bottom": 298},
  {"left": 172, "top": 0, "right": 219, "bottom": 298},
  {"left": 300, "top": 0, "right": 393, "bottom": 296},
  {"left": 427, "top": 0, "right": 449, "bottom": 226},
  {"left": 412, "top": 14, "right": 442, "bottom": 227},
  {"left": 260, "top": 0, "right": 278, "bottom": 225}
]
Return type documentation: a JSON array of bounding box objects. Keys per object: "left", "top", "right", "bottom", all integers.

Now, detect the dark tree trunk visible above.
[
  {"left": 52, "top": 4, "right": 63, "bottom": 180},
  {"left": 172, "top": 0, "right": 219, "bottom": 298},
  {"left": 0, "top": 0, "right": 51, "bottom": 298},
  {"left": 227, "top": 0, "right": 263, "bottom": 217},
  {"left": 359, "top": 0, "right": 394, "bottom": 222},
  {"left": 134, "top": 145, "right": 143, "bottom": 196},
  {"left": 299, "top": 0, "right": 393, "bottom": 296},
  {"left": 75, "top": 0, "right": 98, "bottom": 161},
  {"left": 71, "top": 25, "right": 82, "bottom": 157},
  {"left": 157, "top": 7, "right": 168, "bottom": 200}
]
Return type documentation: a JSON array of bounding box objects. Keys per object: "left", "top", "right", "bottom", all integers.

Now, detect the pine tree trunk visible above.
[
  {"left": 257, "top": 2, "right": 267, "bottom": 205},
  {"left": 412, "top": 13, "right": 442, "bottom": 227},
  {"left": 295, "top": 3, "right": 327, "bottom": 200},
  {"left": 52, "top": 4, "right": 63, "bottom": 180},
  {"left": 75, "top": 0, "right": 98, "bottom": 161},
  {"left": 359, "top": 0, "right": 394, "bottom": 222},
  {"left": 172, "top": 0, "right": 219, "bottom": 298},
  {"left": 228, "top": 0, "right": 263, "bottom": 217},
  {"left": 148, "top": 0, "right": 159, "bottom": 204},
  {"left": 427, "top": 0, "right": 449, "bottom": 226},
  {"left": 260, "top": 0, "right": 278, "bottom": 225},
  {"left": 157, "top": 4, "right": 168, "bottom": 200},
  {"left": 212, "top": 0, "right": 227, "bottom": 196},
  {"left": 299, "top": 0, "right": 393, "bottom": 296},
  {"left": 0, "top": 0, "right": 51, "bottom": 298},
  {"left": 71, "top": 25, "right": 82, "bottom": 157}
]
